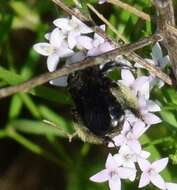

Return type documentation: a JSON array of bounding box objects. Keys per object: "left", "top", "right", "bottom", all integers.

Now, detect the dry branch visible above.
[
  {"left": 153, "top": 0, "right": 177, "bottom": 83},
  {"left": 0, "top": 34, "right": 162, "bottom": 99},
  {"left": 108, "top": 0, "right": 151, "bottom": 22},
  {"left": 52, "top": 0, "right": 172, "bottom": 85}
]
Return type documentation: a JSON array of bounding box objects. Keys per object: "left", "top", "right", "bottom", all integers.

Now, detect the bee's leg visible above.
[
  {"left": 103, "top": 136, "right": 120, "bottom": 151},
  {"left": 101, "top": 61, "right": 135, "bottom": 74},
  {"left": 43, "top": 120, "right": 77, "bottom": 142}
]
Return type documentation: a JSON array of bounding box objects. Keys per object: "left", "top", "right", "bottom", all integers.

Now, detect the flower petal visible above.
[
  {"left": 109, "top": 178, "right": 121, "bottom": 190},
  {"left": 76, "top": 36, "right": 93, "bottom": 50},
  {"left": 146, "top": 100, "right": 161, "bottom": 112},
  {"left": 57, "top": 44, "right": 74, "bottom": 58},
  {"left": 47, "top": 54, "right": 60, "bottom": 72},
  {"left": 108, "top": 135, "right": 125, "bottom": 148},
  {"left": 138, "top": 158, "right": 151, "bottom": 172},
  {"left": 140, "top": 150, "right": 151, "bottom": 159},
  {"left": 99, "top": 42, "right": 114, "bottom": 53},
  {"left": 50, "top": 28, "right": 65, "bottom": 47},
  {"left": 138, "top": 173, "right": 150, "bottom": 188},
  {"left": 106, "top": 154, "right": 118, "bottom": 170},
  {"left": 121, "top": 70, "right": 135, "bottom": 87},
  {"left": 152, "top": 158, "right": 169, "bottom": 173},
  {"left": 128, "top": 139, "right": 142, "bottom": 154},
  {"left": 151, "top": 42, "right": 163, "bottom": 62},
  {"left": 90, "top": 169, "right": 108, "bottom": 183},
  {"left": 118, "top": 167, "right": 136, "bottom": 181},
  {"left": 133, "top": 76, "right": 150, "bottom": 99},
  {"left": 33, "top": 43, "right": 52, "bottom": 56},
  {"left": 143, "top": 113, "right": 161, "bottom": 125},
  {"left": 71, "top": 16, "right": 93, "bottom": 34},
  {"left": 87, "top": 47, "right": 101, "bottom": 56},
  {"left": 166, "top": 182, "right": 177, "bottom": 190},
  {"left": 66, "top": 51, "right": 86, "bottom": 64},
  {"left": 113, "top": 154, "right": 124, "bottom": 166},
  {"left": 68, "top": 31, "right": 78, "bottom": 49},
  {"left": 49, "top": 76, "right": 68, "bottom": 87},
  {"left": 133, "top": 120, "right": 146, "bottom": 138},
  {"left": 150, "top": 173, "right": 166, "bottom": 190},
  {"left": 53, "top": 18, "right": 71, "bottom": 32}
]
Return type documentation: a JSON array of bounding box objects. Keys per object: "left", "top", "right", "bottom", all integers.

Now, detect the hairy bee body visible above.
[{"left": 68, "top": 65, "right": 125, "bottom": 144}]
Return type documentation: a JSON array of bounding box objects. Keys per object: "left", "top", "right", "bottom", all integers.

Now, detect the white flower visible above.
[
  {"left": 114, "top": 145, "right": 150, "bottom": 167},
  {"left": 151, "top": 42, "right": 170, "bottom": 68},
  {"left": 113, "top": 145, "right": 150, "bottom": 181},
  {"left": 120, "top": 69, "right": 150, "bottom": 99},
  {"left": 90, "top": 154, "right": 136, "bottom": 190},
  {"left": 135, "top": 42, "right": 170, "bottom": 88},
  {"left": 49, "top": 76, "right": 68, "bottom": 87},
  {"left": 138, "top": 158, "right": 169, "bottom": 189},
  {"left": 138, "top": 96, "right": 161, "bottom": 125},
  {"left": 109, "top": 120, "right": 148, "bottom": 153},
  {"left": 166, "top": 182, "right": 177, "bottom": 190},
  {"left": 53, "top": 16, "right": 93, "bottom": 49},
  {"left": 87, "top": 25, "right": 114, "bottom": 56},
  {"left": 33, "top": 28, "right": 74, "bottom": 72}
]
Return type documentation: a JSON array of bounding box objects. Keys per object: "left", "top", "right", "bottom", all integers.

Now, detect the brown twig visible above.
[
  {"left": 87, "top": 3, "right": 128, "bottom": 42},
  {"left": 0, "top": 34, "right": 163, "bottom": 99},
  {"left": 108, "top": 0, "right": 151, "bottom": 22},
  {"left": 167, "top": 24, "right": 177, "bottom": 37},
  {"left": 153, "top": 0, "right": 177, "bottom": 83},
  {"left": 52, "top": 0, "right": 172, "bottom": 85}
]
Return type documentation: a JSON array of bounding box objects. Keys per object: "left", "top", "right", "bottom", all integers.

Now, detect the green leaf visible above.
[
  {"left": 31, "top": 86, "right": 73, "bottom": 105},
  {"left": 39, "top": 105, "right": 73, "bottom": 132},
  {"left": 12, "top": 119, "right": 65, "bottom": 137},
  {"left": 8, "top": 94, "right": 23, "bottom": 119},
  {"left": 160, "top": 110, "right": 177, "bottom": 128},
  {"left": 0, "top": 66, "right": 24, "bottom": 85},
  {"left": 19, "top": 93, "right": 41, "bottom": 119},
  {"left": 0, "top": 67, "right": 72, "bottom": 105}
]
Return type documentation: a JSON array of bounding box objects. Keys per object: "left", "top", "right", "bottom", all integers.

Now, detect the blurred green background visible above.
[{"left": 0, "top": 0, "right": 177, "bottom": 189}]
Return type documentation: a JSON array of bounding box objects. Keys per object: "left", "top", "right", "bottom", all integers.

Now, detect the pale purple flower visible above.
[
  {"left": 113, "top": 145, "right": 150, "bottom": 181},
  {"left": 33, "top": 28, "right": 73, "bottom": 72},
  {"left": 109, "top": 120, "right": 148, "bottom": 153},
  {"left": 138, "top": 96, "right": 161, "bottom": 125},
  {"left": 90, "top": 154, "right": 136, "bottom": 190},
  {"left": 49, "top": 76, "right": 68, "bottom": 87},
  {"left": 166, "top": 182, "right": 177, "bottom": 190},
  {"left": 87, "top": 25, "right": 114, "bottom": 56},
  {"left": 151, "top": 42, "right": 170, "bottom": 68},
  {"left": 135, "top": 42, "right": 170, "bottom": 88},
  {"left": 115, "top": 56, "right": 132, "bottom": 68},
  {"left": 138, "top": 158, "right": 169, "bottom": 189},
  {"left": 53, "top": 16, "right": 92, "bottom": 49},
  {"left": 50, "top": 52, "right": 86, "bottom": 87},
  {"left": 120, "top": 69, "right": 150, "bottom": 99},
  {"left": 87, "top": 41, "right": 114, "bottom": 56}
]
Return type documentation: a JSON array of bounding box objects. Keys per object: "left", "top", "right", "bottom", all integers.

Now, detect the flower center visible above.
[{"left": 109, "top": 170, "right": 119, "bottom": 181}]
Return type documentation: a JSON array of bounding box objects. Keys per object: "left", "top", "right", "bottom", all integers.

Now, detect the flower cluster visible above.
[
  {"left": 33, "top": 16, "right": 113, "bottom": 86},
  {"left": 33, "top": 13, "right": 176, "bottom": 190},
  {"left": 90, "top": 39, "right": 174, "bottom": 190}
]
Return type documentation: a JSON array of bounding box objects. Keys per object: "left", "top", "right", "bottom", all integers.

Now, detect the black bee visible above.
[{"left": 67, "top": 62, "right": 139, "bottom": 145}]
